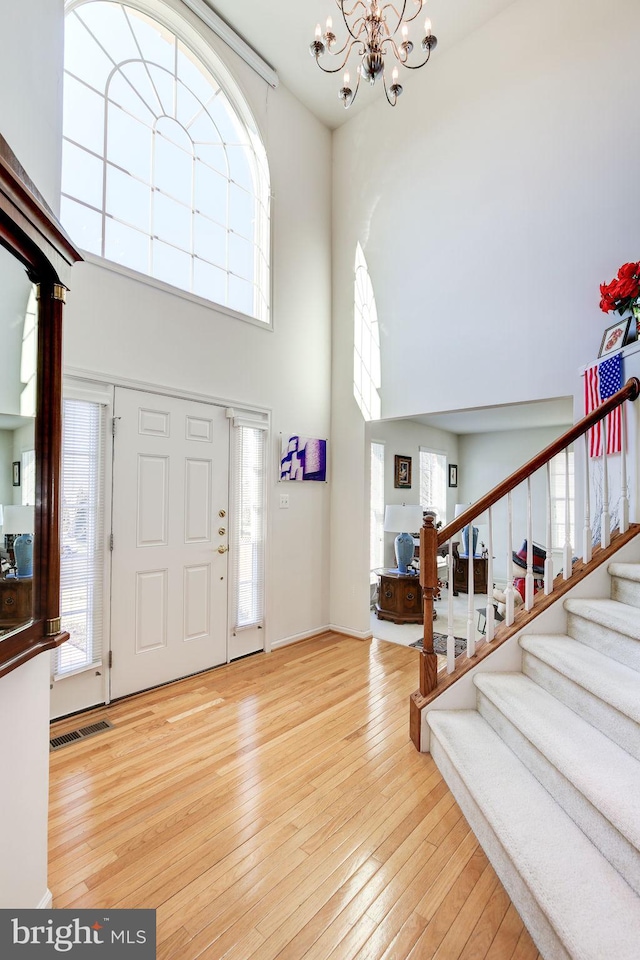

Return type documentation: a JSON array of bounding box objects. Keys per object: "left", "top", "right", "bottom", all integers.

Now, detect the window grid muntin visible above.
[{"left": 63, "top": 1, "right": 269, "bottom": 322}]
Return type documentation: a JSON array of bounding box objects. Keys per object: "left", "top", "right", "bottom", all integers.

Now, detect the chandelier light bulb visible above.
[
  {"left": 402, "top": 25, "right": 408, "bottom": 41},
  {"left": 326, "top": 16, "right": 332, "bottom": 31},
  {"left": 315, "top": 23, "right": 322, "bottom": 41},
  {"left": 424, "top": 17, "right": 432, "bottom": 36},
  {"left": 344, "top": 71, "right": 350, "bottom": 86},
  {"left": 392, "top": 67, "right": 399, "bottom": 84}
]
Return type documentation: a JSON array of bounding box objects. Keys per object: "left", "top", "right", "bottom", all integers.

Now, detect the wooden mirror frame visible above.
[{"left": 0, "top": 133, "right": 81, "bottom": 679}]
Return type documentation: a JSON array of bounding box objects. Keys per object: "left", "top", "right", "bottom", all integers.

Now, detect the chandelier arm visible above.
[
  {"left": 400, "top": 0, "right": 426, "bottom": 27},
  {"left": 381, "top": 37, "right": 406, "bottom": 62},
  {"left": 380, "top": 2, "right": 407, "bottom": 35},
  {"left": 340, "top": 1, "right": 368, "bottom": 41},
  {"left": 315, "top": 41, "right": 360, "bottom": 74},
  {"left": 340, "top": 0, "right": 368, "bottom": 18},
  {"left": 382, "top": 73, "right": 399, "bottom": 106},
  {"left": 400, "top": 46, "right": 433, "bottom": 69},
  {"left": 349, "top": 67, "right": 362, "bottom": 106}
]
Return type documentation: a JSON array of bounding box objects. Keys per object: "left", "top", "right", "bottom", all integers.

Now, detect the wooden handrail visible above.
[
  {"left": 437, "top": 378, "right": 640, "bottom": 546},
  {"left": 415, "top": 376, "right": 640, "bottom": 705}
]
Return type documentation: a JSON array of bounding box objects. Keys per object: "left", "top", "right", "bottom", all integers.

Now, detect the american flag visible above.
[{"left": 585, "top": 353, "right": 623, "bottom": 457}]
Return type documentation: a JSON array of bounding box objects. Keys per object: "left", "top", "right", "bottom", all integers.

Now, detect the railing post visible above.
[{"left": 419, "top": 514, "right": 438, "bottom": 695}]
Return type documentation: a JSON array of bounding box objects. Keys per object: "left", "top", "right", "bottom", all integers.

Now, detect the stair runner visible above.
[{"left": 427, "top": 561, "right": 640, "bottom": 960}]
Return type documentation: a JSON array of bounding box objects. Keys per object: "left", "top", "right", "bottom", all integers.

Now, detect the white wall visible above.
[
  {"left": 62, "top": 2, "right": 333, "bottom": 650},
  {"left": 0, "top": 656, "right": 51, "bottom": 908},
  {"left": 458, "top": 424, "right": 570, "bottom": 583},
  {"left": 371, "top": 419, "right": 458, "bottom": 567},
  {"left": 330, "top": 0, "right": 640, "bottom": 634},
  {"left": 0, "top": 0, "right": 63, "bottom": 212},
  {"left": 0, "top": 0, "right": 64, "bottom": 910}
]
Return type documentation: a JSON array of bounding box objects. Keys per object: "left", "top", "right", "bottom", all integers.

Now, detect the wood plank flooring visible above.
[{"left": 49, "top": 633, "right": 542, "bottom": 960}]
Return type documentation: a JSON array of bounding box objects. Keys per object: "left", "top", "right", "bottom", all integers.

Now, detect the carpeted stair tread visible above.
[
  {"left": 474, "top": 672, "right": 640, "bottom": 849},
  {"left": 608, "top": 562, "right": 640, "bottom": 584},
  {"left": 564, "top": 597, "right": 640, "bottom": 642},
  {"left": 519, "top": 634, "right": 640, "bottom": 724},
  {"left": 427, "top": 710, "right": 640, "bottom": 960}
]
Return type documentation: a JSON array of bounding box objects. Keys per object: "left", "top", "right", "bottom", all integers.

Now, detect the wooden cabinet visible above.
[
  {"left": 453, "top": 556, "right": 488, "bottom": 595},
  {"left": 0, "top": 578, "right": 33, "bottom": 628},
  {"left": 375, "top": 570, "right": 423, "bottom": 624}
]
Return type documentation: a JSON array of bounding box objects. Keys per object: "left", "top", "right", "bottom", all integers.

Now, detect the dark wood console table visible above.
[
  {"left": 453, "top": 555, "right": 488, "bottom": 595},
  {"left": 0, "top": 577, "right": 33, "bottom": 629},
  {"left": 375, "top": 569, "right": 423, "bottom": 624}
]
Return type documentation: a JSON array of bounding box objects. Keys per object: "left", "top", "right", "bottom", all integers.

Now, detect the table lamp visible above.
[
  {"left": 2, "top": 505, "right": 35, "bottom": 578},
  {"left": 384, "top": 504, "right": 424, "bottom": 574}
]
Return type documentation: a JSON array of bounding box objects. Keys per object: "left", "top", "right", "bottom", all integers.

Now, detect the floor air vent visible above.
[{"left": 50, "top": 718, "right": 114, "bottom": 751}]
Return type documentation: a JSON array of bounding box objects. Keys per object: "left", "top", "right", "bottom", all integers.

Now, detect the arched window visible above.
[
  {"left": 353, "top": 243, "right": 381, "bottom": 420},
  {"left": 62, "top": 0, "right": 270, "bottom": 323}
]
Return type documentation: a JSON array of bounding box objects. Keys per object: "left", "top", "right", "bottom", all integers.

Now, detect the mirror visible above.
[{"left": 0, "top": 243, "right": 37, "bottom": 637}]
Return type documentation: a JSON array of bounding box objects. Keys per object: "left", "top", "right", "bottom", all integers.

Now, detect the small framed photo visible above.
[
  {"left": 448, "top": 463, "right": 458, "bottom": 488},
  {"left": 394, "top": 454, "right": 412, "bottom": 489},
  {"left": 12, "top": 461, "right": 20, "bottom": 486},
  {"left": 599, "top": 317, "right": 630, "bottom": 358}
]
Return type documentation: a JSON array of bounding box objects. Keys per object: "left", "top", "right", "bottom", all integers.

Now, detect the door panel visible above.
[{"left": 110, "top": 388, "right": 229, "bottom": 699}]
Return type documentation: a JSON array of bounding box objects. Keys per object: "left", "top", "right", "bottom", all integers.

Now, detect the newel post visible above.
[{"left": 419, "top": 514, "right": 439, "bottom": 695}]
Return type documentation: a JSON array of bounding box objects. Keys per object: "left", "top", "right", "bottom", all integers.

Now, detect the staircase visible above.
[{"left": 427, "top": 560, "right": 640, "bottom": 960}]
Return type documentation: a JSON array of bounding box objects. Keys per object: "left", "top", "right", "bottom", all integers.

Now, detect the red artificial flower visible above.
[
  {"left": 599, "top": 261, "right": 640, "bottom": 314},
  {"left": 617, "top": 262, "right": 638, "bottom": 279}
]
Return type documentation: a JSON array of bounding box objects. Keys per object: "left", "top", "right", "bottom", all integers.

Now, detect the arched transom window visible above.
[
  {"left": 353, "top": 243, "right": 381, "bottom": 420},
  {"left": 62, "top": 1, "right": 270, "bottom": 323}
]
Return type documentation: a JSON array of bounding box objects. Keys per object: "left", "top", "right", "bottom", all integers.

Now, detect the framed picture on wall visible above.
[
  {"left": 448, "top": 463, "right": 458, "bottom": 488},
  {"left": 394, "top": 455, "right": 412, "bottom": 488},
  {"left": 12, "top": 461, "right": 20, "bottom": 486}
]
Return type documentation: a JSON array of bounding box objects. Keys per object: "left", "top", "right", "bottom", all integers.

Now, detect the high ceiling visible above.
[
  {"left": 204, "top": 0, "right": 517, "bottom": 129},
  {"left": 406, "top": 396, "right": 574, "bottom": 436}
]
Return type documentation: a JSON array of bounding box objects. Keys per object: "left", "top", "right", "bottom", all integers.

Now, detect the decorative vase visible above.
[
  {"left": 394, "top": 532, "right": 415, "bottom": 574},
  {"left": 13, "top": 532, "right": 33, "bottom": 578},
  {"left": 461, "top": 525, "right": 478, "bottom": 558}
]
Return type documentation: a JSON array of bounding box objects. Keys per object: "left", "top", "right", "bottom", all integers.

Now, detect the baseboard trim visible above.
[
  {"left": 270, "top": 625, "right": 371, "bottom": 649},
  {"left": 329, "top": 624, "right": 373, "bottom": 641},
  {"left": 271, "top": 626, "right": 333, "bottom": 650},
  {"left": 38, "top": 889, "right": 53, "bottom": 909}
]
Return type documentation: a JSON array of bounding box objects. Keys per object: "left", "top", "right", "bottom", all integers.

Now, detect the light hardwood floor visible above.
[{"left": 49, "top": 633, "right": 542, "bottom": 960}]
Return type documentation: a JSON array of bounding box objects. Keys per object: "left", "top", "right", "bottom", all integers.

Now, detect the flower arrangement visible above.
[{"left": 599, "top": 261, "right": 640, "bottom": 315}]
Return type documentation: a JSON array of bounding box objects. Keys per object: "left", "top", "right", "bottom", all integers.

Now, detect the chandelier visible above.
[{"left": 309, "top": 1, "right": 438, "bottom": 108}]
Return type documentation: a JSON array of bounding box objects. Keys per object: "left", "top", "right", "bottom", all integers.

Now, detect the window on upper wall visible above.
[
  {"left": 550, "top": 449, "right": 575, "bottom": 550},
  {"left": 61, "top": 1, "right": 271, "bottom": 323},
  {"left": 354, "top": 244, "right": 381, "bottom": 420},
  {"left": 420, "top": 449, "right": 447, "bottom": 525},
  {"left": 370, "top": 441, "right": 385, "bottom": 582}
]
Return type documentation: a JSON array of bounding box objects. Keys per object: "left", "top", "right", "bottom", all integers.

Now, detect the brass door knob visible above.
[{"left": 217, "top": 545, "right": 228, "bottom": 554}]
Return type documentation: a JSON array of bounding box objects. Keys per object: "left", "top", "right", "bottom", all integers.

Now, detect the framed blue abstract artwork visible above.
[{"left": 280, "top": 435, "right": 327, "bottom": 481}]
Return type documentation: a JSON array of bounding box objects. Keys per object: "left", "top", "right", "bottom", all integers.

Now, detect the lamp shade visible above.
[
  {"left": 384, "top": 504, "right": 423, "bottom": 533},
  {"left": 2, "top": 504, "right": 34, "bottom": 535}
]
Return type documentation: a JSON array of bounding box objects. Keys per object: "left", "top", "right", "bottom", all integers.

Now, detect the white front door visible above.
[{"left": 110, "top": 387, "right": 229, "bottom": 699}]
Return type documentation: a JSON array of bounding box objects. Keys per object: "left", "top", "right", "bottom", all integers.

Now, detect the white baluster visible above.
[
  {"left": 446, "top": 541, "right": 455, "bottom": 674},
  {"left": 620, "top": 407, "right": 629, "bottom": 533},
  {"left": 466, "top": 519, "right": 475, "bottom": 658},
  {"left": 602, "top": 417, "right": 610, "bottom": 548},
  {"left": 583, "top": 432, "right": 592, "bottom": 564},
  {"left": 505, "top": 492, "right": 515, "bottom": 625},
  {"left": 563, "top": 446, "right": 573, "bottom": 580},
  {"left": 486, "top": 506, "right": 495, "bottom": 641},
  {"left": 525, "top": 477, "right": 534, "bottom": 610},
  {"left": 545, "top": 461, "right": 554, "bottom": 594}
]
